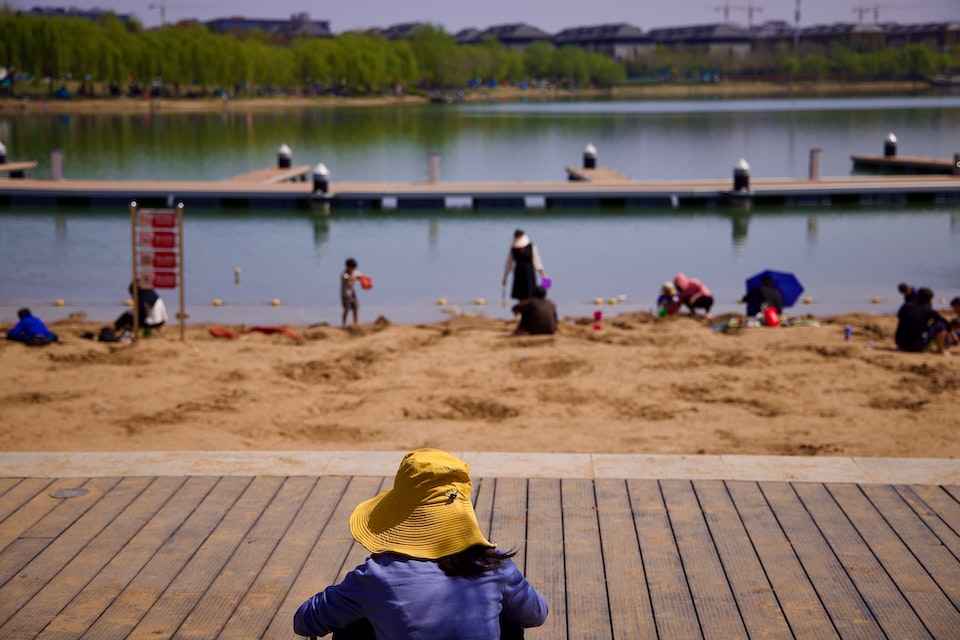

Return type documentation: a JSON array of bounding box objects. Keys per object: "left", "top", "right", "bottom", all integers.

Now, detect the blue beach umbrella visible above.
[{"left": 745, "top": 270, "right": 804, "bottom": 308}]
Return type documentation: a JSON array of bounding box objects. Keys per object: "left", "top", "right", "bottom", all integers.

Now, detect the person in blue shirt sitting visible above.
[
  {"left": 5, "top": 308, "right": 59, "bottom": 346},
  {"left": 294, "top": 448, "right": 548, "bottom": 639}
]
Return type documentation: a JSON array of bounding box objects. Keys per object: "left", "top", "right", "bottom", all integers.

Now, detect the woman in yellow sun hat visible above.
[{"left": 293, "top": 449, "right": 548, "bottom": 639}]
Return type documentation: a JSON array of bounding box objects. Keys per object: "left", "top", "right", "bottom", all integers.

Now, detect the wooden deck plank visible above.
[
  {"left": 726, "top": 481, "right": 839, "bottom": 639},
  {"left": 125, "top": 476, "right": 286, "bottom": 639},
  {"left": 0, "top": 477, "right": 123, "bottom": 623},
  {"left": 1, "top": 477, "right": 175, "bottom": 639},
  {"left": 174, "top": 476, "right": 318, "bottom": 640},
  {"left": 829, "top": 483, "right": 960, "bottom": 638},
  {"left": 0, "top": 477, "right": 22, "bottom": 498},
  {"left": 896, "top": 485, "right": 960, "bottom": 559},
  {"left": 227, "top": 165, "right": 312, "bottom": 184},
  {"left": 0, "top": 476, "right": 57, "bottom": 549},
  {"left": 561, "top": 478, "right": 611, "bottom": 639},
  {"left": 594, "top": 478, "right": 657, "bottom": 639},
  {"left": 473, "top": 476, "right": 495, "bottom": 549},
  {"left": 36, "top": 477, "right": 216, "bottom": 640},
  {"left": 627, "top": 479, "right": 702, "bottom": 639},
  {"left": 909, "top": 485, "right": 960, "bottom": 538},
  {"left": 694, "top": 480, "right": 793, "bottom": 639},
  {"left": 794, "top": 483, "right": 932, "bottom": 639},
  {"left": 760, "top": 482, "right": 883, "bottom": 639},
  {"left": 221, "top": 476, "right": 347, "bottom": 640},
  {"left": 525, "top": 477, "right": 566, "bottom": 640},
  {"left": 488, "top": 477, "right": 529, "bottom": 571},
  {"left": 335, "top": 478, "right": 390, "bottom": 586},
  {"left": 266, "top": 475, "right": 384, "bottom": 639},
  {"left": 660, "top": 480, "right": 747, "bottom": 639},
  {"left": 79, "top": 476, "right": 253, "bottom": 639}
]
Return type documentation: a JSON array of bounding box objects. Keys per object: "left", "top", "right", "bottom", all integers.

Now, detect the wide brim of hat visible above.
[{"left": 350, "top": 488, "right": 493, "bottom": 560}]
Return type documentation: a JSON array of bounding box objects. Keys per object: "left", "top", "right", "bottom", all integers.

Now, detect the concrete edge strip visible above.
[{"left": 1, "top": 451, "right": 957, "bottom": 485}]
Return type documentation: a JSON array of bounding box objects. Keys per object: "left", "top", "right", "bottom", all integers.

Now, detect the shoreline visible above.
[
  {"left": 0, "top": 81, "right": 936, "bottom": 115},
  {"left": 2, "top": 309, "right": 958, "bottom": 458}
]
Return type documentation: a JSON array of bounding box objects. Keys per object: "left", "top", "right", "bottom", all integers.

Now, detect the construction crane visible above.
[
  {"left": 713, "top": 1, "right": 765, "bottom": 27},
  {"left": 851, "top": 2, "right": 911, "bottom": 24},
  {"left": 148, "top": 2, "right": 214, "bottom": 26}
]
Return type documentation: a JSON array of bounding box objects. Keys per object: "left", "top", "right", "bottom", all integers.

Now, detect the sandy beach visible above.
[{"left": 2, "top": 310, "right": 957, "bottom": 458}]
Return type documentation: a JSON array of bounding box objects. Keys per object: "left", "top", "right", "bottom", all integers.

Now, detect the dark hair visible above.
[
  {"left": 897, "top": 283, "right": 911, "bottom": 294},
  {"left": 17, "top": 308, "right": 31, "bottom": 319},
  {"left": 345, "top": 258, "right": 357, "bottom": 268},
  {"left": 951, "top": 297, "right": 960, "bottom": 307},
  {"left": 534, "top": 285, "right": 547, "bottom": 299},
  {"left": 437, "top": 545, "right": 516, "bottom": 577},
  {"left": 513, "top": 229, "right": 524, "bottom": 238},
  {"left": 917, "top": 287, "right": 934, "bottom": 305}
]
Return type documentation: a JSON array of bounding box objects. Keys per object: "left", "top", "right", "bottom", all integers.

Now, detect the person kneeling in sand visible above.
[
  {"left": 512, "top": 285, "right": 557, "bottom": 335},
  {"left": 5, "top": 308, "right": 59, "bottom": 346},
  {"left": 895, "top": 287, "right": 950, "bottom": 356}
]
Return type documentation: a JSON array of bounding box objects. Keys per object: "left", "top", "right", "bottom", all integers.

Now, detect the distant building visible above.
[
  {"left": 800, "top": 22, "right": 885, "bottom": 51},
  {"left": 378, "top": 22, "right": 431, "bottom": 39},
  {"left": 479, "top": 23, "right": 553, "bottom": 51},
  {"left": 26, "top": 5, "right": 131, "bottom": 23},
  {"left": 205, "top": 13, "right": 331, "bottom": 38},
  {"left": 648, "top": 23, "right": 752, "bottom": 57},
  {"left": 883, "top": 22, "right": 960, "bottom": 50},
  {"left": 553, "top": 23, "right": 653, "bottom": 61}
]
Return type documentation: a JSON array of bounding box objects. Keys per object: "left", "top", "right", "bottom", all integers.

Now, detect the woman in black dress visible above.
[{"left": 502, "top": 229, "right": 547, "bottom": 302}]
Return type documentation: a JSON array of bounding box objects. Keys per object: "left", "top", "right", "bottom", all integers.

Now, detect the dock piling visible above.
[
  {"left": 51, "top": 149, "right": 64, "bottom": 180},
  {"left": 733, "top": 158, "right": 751, "bottom": 192},
  {"left": 0, "top": 141, "right": 5, "bottom": 164},
  {"left": 884, "top": 132, "right": 897, "bottom": 158},
  {"left": 809, "top": 148, "right": 821, "bottom": 180},
  {"left": 277, "top": 144, "right": 292, "bottom": 169},
  {"left": 583, "top": 144, "right": 597, "bottom": 169}
]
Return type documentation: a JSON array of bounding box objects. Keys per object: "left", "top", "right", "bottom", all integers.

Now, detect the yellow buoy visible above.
[
  {"left": 871, "top": 296, "right": 882, "bottom": 304},
  {"left": 608, "top": 297, "right": 618, "bottom": 305},
  {"left": 124, "top": 298, "right": 134, "bottom": 307},
  {"left": 54, "top": 299, "right": 65, "bottom": 307},
  {"left": 476, "top": 298, "right": 486, "bottom": 306},
  {"left": 212, "top": 299, "right": 223, "bottom": 307},
  {"left": 593, "top": 297, "right": 604, "bottom": 306},
  {"left": 437, "top": 298, "right": 447, "bottom": 306},
  {"left": 803, "top": 296, "right": 813, "bottom": 305},
  {"left": 271, "top": 298, "right": 281, "bottom": 306}
]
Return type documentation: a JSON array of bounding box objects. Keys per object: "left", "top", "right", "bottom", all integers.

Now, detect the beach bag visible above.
[
  {"left": 359, "top": 275, "right": 373, "bottom": 290},
  {"left": 98, "top": 327, "right": 119, "bottom": 342}
]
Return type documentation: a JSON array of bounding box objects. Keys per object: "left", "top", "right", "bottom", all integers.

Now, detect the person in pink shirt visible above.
[{"left": 674, "top": 272, "right": 714, "bottom": 319}]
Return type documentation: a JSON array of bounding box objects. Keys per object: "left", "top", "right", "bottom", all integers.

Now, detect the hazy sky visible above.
[{"left": 9, "top": 0, "right": 959, "bottom": 33}]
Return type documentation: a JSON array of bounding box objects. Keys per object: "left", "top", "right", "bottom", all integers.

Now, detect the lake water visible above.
[{"left": 1, "top": 96, "right": 959, "bottom": 326}]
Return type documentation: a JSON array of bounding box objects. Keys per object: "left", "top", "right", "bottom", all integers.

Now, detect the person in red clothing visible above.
[{"left": 674, "top": 272, "right": 714, "bottom": 319}]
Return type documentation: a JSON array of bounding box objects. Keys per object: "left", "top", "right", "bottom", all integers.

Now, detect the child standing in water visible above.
[{"left": 341, "top": 258, "right": 362, "bottom": 327}]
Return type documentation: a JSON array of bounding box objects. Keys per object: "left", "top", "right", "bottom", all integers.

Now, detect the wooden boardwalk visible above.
[{"left": 2, "top": 464, "right": 959, "bottom": 639}]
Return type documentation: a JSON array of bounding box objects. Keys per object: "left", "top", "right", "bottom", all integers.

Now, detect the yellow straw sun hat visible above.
[{"left": 349, "top": 449, "right": 494, "bottom": 560}]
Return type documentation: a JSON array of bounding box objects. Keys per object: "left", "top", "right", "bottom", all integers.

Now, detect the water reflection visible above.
[{"left": 806, "top": 215, "right": 819, "bottom": 249}]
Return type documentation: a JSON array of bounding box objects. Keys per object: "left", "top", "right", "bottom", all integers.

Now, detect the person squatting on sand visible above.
[
  {"left": 503, "top": 230, "right": 547, "bottom": 303},
  {"left": 294, "top": 449, "right": 548, "bottom": 639},
  {"left": 895, "top": 286, "right": 951, "bottom": 356},
  {"left": 673, "top": 272, "right": 714, "bottom": 319},
  {"left": 5, "top": 308, "right": 59, "bottom": 345},
  {"left": 114, "top": 281, "right": 167, "bottom": 335},
  {"left": 512, "top": 285, "right": 558, "bottom": 335}
]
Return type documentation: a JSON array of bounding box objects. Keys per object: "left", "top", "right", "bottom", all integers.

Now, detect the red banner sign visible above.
[
  {"left": 138, "top": 231, "right": 177, "bottom": 249},
  {"left": 139, "top": 271, "right": 178, "bottom": 289},
  {"left": 137, "top": 211, "right": 177, "bottom": 228},
  {"left": 138, "top": 251, "right": 177, "bottom": 269}
]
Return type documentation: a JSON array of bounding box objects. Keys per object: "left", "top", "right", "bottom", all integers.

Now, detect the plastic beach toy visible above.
[
  {"left": 541, "top": 277, "right": 552, "bottom": 289},
  {"left": 359, "top": 275, "right": 373, "bottom": 290}
]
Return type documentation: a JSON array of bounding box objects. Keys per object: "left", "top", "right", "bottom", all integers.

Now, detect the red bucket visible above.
[
  {"left": 359, "top": 275, "right": 373, "bottom": 290},
  {"left": 763, "top": 306, "right": 780, "bottom": 327}
]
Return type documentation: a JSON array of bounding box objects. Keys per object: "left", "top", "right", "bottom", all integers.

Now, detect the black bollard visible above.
[
  {"left": 277, "top": 144, "right": 292, "bottom": 169},
  {"left": 0, "top": 141, "right": 6, "bottom": 164},
  {"left": 313, "top": 163, "right": 330, "bottom": 194},
  {"left": 733, "top": 158, "right": 750, "bottom": 192},
  {"left": 583, "top": 143, "right": 597, "bottom": 169},
  {"left": 883, "top": 133, "right": 897, "bottom": 158}
]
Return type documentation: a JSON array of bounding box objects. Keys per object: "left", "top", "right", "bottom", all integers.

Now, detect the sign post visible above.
[{"left": 129, "top": 201, "right": 186, "bottom": 341}]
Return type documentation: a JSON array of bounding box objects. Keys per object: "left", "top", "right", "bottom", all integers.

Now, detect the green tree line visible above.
[{"left": 0, "top": 8, "right": 957, "bottom": 98}]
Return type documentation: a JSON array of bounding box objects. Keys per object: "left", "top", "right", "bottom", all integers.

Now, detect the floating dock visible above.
[
  {"left": 851, "top": 153, "right": 960, "bottom": 175},
  {"left": 1, "top": 166, "right": 959, "bottom": 210},
  {"left": 0, "top": 161, "right": 38, "bottom": 178}
]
